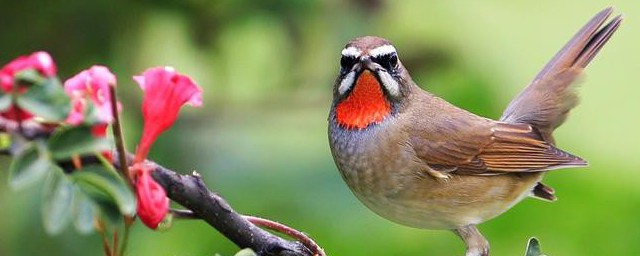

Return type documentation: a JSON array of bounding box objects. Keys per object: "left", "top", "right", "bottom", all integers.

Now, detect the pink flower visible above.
[
  {"left": 1, "top": 106, "right": 33, "bottom": 121},
  {"left": 0, "top": 51, "right": 57, "bottom": 121},
  {"left": 130, "top": 66, "right": 201, "bottom": 230},
  {"left": 133, "top": 66, "right": 202, "bottom": 163},
  {"left": 0, "top": 51, "right": 56, "bottom": 92},
  {"left": 63, "top": 65, "right": 117, "bottom": 125},
  {"left": 133, "top": 163, "right": 168, "bottom": 229},
  {"left": 63, "top": 66, "right": 119, "bottom": 163}
]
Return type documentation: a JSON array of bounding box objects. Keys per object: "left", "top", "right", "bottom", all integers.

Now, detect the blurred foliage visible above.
[{"left": 1, "top": 0, "right": 639, "bottom": 255}]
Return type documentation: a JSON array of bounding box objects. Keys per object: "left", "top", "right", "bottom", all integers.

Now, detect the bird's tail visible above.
[{"left": 500, "top": 7, "right": 622, "bottom": 144}]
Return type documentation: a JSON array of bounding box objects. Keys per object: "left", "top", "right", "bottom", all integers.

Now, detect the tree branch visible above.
[
  {"left": 0, "top": 119, "right": 323, "bottom": 256},
  {"left": 168, "top": 209, "right": 325, "bottom": 255},
  {"left": 0, "top": 119, "right": 52, "bottom": 140},
  {"left": 244, "top": 215, "right": 325, "bottom": 256},
  {"left": 145, "top": 161, "right": 316, "bottom": 256}
]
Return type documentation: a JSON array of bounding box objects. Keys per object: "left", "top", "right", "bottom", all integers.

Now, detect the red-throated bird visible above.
[{"left": 328, "top": 7, "right": 621, "bottom": 256}]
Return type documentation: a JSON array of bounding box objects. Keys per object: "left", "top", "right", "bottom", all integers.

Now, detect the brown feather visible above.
[
  {"left": 404, "top": 8, "right": 624, "bottom": 175},
  {"left": 532, "top": 182, "right": 557, "bottom": 201},
  {"left": 500, "top": 8, "right": 622, "bottom": 143},
  {"left": 410, "top": 111, "right": 586, "bottom": 175}
]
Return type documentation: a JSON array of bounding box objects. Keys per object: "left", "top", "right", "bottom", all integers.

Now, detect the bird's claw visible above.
[{"left": 425, "top": 168, "right": 451, "bottom": 183}]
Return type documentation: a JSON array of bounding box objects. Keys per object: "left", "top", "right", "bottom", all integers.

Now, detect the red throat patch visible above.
[{"left": 335, "top": 70, "right": 392, "bottom": 129}]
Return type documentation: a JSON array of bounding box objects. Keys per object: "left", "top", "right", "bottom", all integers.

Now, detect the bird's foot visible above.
[
  {"left": 425, "top": 167, "right": 452, "bottom": 183},
  {"left": 453, "top": 225, "right": 490, "bottom": 256}
]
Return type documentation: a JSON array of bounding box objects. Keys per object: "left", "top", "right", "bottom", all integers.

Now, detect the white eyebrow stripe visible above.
[
  {"left": 369, "top": 45, "right": 397, "bottom": 57},
  {"left": 377, "top": 71, "right": 400, "bottom": 96},
  {"left": 341, "top": 46, "right": 361, "bottom": 57},
  {"left": 338, "top": 71, "right": 356, "bottom": 95}
]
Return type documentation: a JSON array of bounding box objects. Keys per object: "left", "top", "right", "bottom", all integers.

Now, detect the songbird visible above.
[{"left": 328, "top": 7, "right": 621, "bottom": 256}]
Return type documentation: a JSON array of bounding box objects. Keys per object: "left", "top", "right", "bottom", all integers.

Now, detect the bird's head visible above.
[{"left": 331, "top": 36, "right": 413, "bottom": 130}]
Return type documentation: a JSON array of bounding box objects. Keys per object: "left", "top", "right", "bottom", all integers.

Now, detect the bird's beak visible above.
[
  {"left": 358, "top": 57, "right": 401, "bottom": 97},
  {"left": 358, "top": 57, "right": 376, "bottom": 72}
]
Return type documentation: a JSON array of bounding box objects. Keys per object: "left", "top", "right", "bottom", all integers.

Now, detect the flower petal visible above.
[
  {"left": 133, "top": 66, "right": 202, "bottom": 162},
  {"left": 32, "top": 51, "right": 56, "bottom": 77},
  {"left": 134, "top": 164, "right": 168, "bottom": 229},
  {"left": 63, "top": 65, "right": 117, "bottom": 125}
]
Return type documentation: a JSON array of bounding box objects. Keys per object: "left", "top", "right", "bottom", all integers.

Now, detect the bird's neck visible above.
[{"left": 334, "top": 71, "right": 392, "bottom": 130}]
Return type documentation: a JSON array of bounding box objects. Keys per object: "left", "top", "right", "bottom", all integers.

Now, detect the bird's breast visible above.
[{"left": 329, "top": 120, "right": 413, "bottom": 196}]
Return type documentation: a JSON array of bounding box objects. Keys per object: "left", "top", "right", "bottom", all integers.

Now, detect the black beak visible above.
[{"left": 358, "top": 57, "right": 376, "bottom": 71}]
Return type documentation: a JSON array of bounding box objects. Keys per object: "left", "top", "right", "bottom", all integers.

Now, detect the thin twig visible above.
[
  {"left": 170, "top": 208, "right": 199, "bottom": 219},
  {"left": 109, "top": 84, "right": 134, "bottom": 256},
  {"left": 108, "top": 84, "right": 133, "bottom": 188},
  {"left": 113, "top": 230, "right": 119, "bottom": 256},
  {"left": 244, "top": 215, "right": 326, "bottom": 256},
  {"left": 101, "top": 235, "right": 112, "bottom": 256},
  {"left": 98, "top": 220, "right": 113, "bottom": 256},
  {"left": 118, "top": 216, "right": 134, "bottom": 256}
]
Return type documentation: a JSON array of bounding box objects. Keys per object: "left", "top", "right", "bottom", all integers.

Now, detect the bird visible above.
[{"left": 327, "top": 7, "right": 621, "bottom": 256}]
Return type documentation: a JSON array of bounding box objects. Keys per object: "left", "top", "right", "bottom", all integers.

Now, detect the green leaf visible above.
[
  {"left": 48, "top": 125, "right": 112, "bottom": 160},
  {"left": 0, "top": 94, "right": 11, "bottom": 111},
  {"left": 94, "top": 198, "right": 124, "bottom": 226},
  {"left": 72, "top": 165, "right": 135, "bottom": 217},
  {"left": 73, "top": 190, "right": 96, "bottom": 234},
  {"left": 8, "top": 141, "right": 51, "bottom": 189},
  {"left": 525, "top": 237, "right": 546, "bottom": 256},
  {"left": 15, "top": 77, "right": 70, "bottom": 121},
  {"left": 74, "top": 156, "right": 126, "bottom": 227},
  {"left": 14, "top": 69, "right": 46, "bottom": 86},
  {"left": 42, "top": 166, "right": 74, "bottom": 235}
]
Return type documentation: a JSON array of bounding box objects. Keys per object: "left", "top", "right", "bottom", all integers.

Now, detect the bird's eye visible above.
[
  {"left": 340, "top": 55, "right": 358, "bottom": 71},
  {"left": 372, "top": 53, "right": 398, "bottom": 71}
]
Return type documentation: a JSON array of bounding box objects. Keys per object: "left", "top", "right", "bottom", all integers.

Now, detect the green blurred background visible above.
[{"left": 1, "top": 0, "right": 638, "bottom": 255}]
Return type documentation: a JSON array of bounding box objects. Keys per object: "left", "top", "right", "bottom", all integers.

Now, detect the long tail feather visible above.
[{"left": 500, "top": 7, "right": 622, "bottom": 143}]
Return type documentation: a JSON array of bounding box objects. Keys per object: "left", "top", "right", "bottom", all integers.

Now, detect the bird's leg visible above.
[
  {"left": 453, "top": 225, "right": 489, "bottom": 256},
  {"left": 424, "top": 165, "right": 452, "bottom": 182}
]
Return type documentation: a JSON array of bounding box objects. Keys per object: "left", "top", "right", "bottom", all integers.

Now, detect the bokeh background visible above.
[{"left": 1, "top": 0, "right": 638, "bottom": 255}]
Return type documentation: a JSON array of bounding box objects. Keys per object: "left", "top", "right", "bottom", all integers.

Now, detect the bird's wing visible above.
[
  {"left": 462, "top": 122, "right": 586, "bottom": 173},
  {"left": 500, "top": 7, "right": 622, "bottom": 143},
  {"left": 410, "top": 122, "right": 586, "bottom": 175}
]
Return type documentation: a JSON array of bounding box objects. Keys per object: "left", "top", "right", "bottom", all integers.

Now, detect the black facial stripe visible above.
[
  {"left": 371, "top": 53, "right": 398, "bottom": 71},
  {"left": 339, "top": 69, "right": 397, "bottom": 99},
  {"left": 340, "top": 55, "right": 358, "bottom": 74}
]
